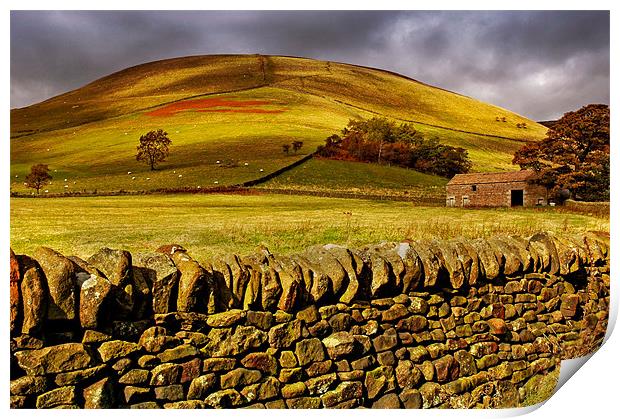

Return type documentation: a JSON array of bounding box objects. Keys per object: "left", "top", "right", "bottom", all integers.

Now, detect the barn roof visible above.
[{"left": 447, "top": 170, "right": 536, "bottom": 185}]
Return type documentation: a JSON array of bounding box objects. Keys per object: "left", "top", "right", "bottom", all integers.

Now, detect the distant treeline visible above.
[
  {"left": 537, "top": 120, "right": 558, "bottom": 129},
  {"left": 316, "top": 117, "right": 472, "bottom": 178}
]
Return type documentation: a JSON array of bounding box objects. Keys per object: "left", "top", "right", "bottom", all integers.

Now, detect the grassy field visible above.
[
  {"left": 10, "top": 55, "right": 547, "bottom": 195},
  {"left": 260, "top": 158, "right": 447, "bottom": 201},
  {"left": 10, "top": 193, "right": 608, "bottom": 264}
]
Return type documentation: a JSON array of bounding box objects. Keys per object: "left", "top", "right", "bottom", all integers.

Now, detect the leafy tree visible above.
[
  {"left": 513, "top": 104, "right": 609, "bottom": 201},
  {"left": 317, "top": 117, "right": 471, "bottom": 177},
  {"left": 136, "top": 129, "right": 172, "bottom": 170},
  {"left": 282, "top": 144, "right": 291, "bottom": 154},
  {"left": 292, "top": 141, "right": 304, "bottom": 153},
  {"left": 316, "top": 135, "right": 342, "bottom": 158},
  {"left": 25, "top": 164, "right": 52, "bottom": 194}
]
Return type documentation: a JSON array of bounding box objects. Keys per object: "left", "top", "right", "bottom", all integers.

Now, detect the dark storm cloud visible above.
[{"left": 10, "top": 10, "right": 609, "bottom": 120}]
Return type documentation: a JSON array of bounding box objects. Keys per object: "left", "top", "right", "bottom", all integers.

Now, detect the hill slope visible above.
[{"left": 10, "top": 54, "right": 546, "bottom": 195}]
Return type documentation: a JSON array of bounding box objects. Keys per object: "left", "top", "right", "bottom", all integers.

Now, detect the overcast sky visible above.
[{"left": 10, "top": 10, "right": 609, "bottom": 120}]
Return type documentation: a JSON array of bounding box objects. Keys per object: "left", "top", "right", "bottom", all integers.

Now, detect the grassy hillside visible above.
[
  {"left": 10, "top": 55, "right": 547, "bottom": 194},
  {"left": 260, "top": 158, "right": 447, "bottom": 202},
  {"left": 10, "top": 194, "right": 607, "bottom": 262}
]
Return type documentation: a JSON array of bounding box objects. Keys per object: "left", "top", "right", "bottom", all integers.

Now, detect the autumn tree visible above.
[
  {"left": 513, "top": 104, "right": 610, "bottom": 201},
  {"left": 136, "top": 129, "right": 172, "bottom": 170},
  {"left": 25, "top": 164, "right": 52, "bottom": 194},
  {"left": 316, "top": 117, "right": 471, "bottom": 178}
]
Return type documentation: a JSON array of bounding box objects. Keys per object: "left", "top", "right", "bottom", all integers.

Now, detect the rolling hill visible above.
[{"left": 10, "top": 54, "right": 547, "bottom": 195}]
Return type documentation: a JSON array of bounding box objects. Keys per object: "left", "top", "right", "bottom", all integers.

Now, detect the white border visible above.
[{"left": 3, "top": 2, "right": 616, "bottom": 418}]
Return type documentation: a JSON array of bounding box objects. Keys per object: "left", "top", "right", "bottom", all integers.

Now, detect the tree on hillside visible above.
[
  {"left": 136, "top": 129, "right": 172, "bottom": 170},
  {"left": 512, "top": 104, "right": 610, "bottom": 201},
  {"left": 282, "top": 144, "right": 291, "bottom": 154},
  {"left": 25, "top": 164, "right": 52, "bottom": 194},
  {"left": 292, "top": 141, "right": 304, "bottom": 153}
]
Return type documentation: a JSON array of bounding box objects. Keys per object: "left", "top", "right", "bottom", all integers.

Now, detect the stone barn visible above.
[{"left": 446, "top": 170, "right": 548, "bottom": 207}]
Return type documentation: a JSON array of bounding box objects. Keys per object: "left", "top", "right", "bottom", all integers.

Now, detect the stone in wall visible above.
[
  {"left": 34, "top": 247, "right": 78, "bottom": 321},
  {"left": 10, "top": 249, "right": 21, "bottom": 335},
  {"left": 133, "top": 252, "right": 178, "bottom": 315},
  {"left": 18, "top": 255, "right": 48, "bottom": 336}
]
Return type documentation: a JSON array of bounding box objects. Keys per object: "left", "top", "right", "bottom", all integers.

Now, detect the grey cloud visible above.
[{"left": 10, "top": 10, "right": 609, "bottom": 120}]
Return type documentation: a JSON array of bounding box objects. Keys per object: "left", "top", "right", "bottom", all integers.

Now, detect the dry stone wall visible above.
[{"left": 9, "top": 232, "right": 610, "bottom": 409}]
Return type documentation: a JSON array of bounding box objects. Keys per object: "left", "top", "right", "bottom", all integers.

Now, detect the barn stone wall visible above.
[
  {"left": 9, "top": 232, "right": 610, "bottom": 409},
  {"left": 446, "top": 181, "right": 549, "bottom": 207}
]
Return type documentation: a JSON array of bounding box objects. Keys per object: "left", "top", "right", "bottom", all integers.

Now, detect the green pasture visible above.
[
  {"left": 10, "top": 193, "right": 608, "bottom": 264},
  {"left": 261, "top": 158, "right": 447, "bottom": 201}
]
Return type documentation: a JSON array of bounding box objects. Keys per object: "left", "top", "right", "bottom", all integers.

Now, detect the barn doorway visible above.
[{"left": 511, "top": 190, "right": 524, "bottom": 206}]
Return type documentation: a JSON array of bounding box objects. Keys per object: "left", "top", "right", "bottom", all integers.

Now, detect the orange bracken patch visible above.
[
  {"left": 146, "top": 97, "right": 285, "bottom": 117},
  {"left": 197, "top": 109, "right": 284, "bottom": 114}
]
